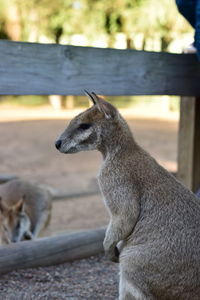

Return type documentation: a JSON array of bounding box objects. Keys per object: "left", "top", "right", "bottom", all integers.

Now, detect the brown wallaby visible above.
[
  {"left": 55, "top": 91, "right": 200, "bottom": 300},
  {"left": 0, "top": 199, "right": 10, "bottom": 245},
  {"left": 0, "top": 179, "right": 52, "bottom": 244}
]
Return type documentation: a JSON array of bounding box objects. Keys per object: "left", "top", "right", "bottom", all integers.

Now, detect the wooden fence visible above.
[
  {"left": 0, "top": 40, "right": 200, "bottom": 273},
  {"left": 0, "top": 40, "right": 200, "bottom": 96},
  {"left": 0, "top": 40, "right": 200, "bottom": 191}
]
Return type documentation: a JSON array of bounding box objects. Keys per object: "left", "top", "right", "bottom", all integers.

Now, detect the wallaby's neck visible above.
[{"left": 98, "top": 115, "right": 138, "bottom": 160}]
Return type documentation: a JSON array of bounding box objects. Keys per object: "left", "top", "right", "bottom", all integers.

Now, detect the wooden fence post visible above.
[{"left": 177, "top": 97, "right": 200, "bottom": 192}]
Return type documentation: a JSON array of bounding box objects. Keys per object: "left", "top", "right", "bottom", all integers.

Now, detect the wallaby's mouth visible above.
[{"left": 64, "top": 147, "right": 78, "bottom": 154}]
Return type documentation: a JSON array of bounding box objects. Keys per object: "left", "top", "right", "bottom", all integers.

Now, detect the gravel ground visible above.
[{"left": 0, "top": 255, "right": 119, "bottom": 300}]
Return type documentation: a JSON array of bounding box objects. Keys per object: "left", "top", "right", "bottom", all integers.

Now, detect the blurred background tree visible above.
[
  {"left": 0, "top": 0, "right": 193, "bottom": 109},
  {"left": 0, "top": 0, "right": 193, "bottom": 50}
]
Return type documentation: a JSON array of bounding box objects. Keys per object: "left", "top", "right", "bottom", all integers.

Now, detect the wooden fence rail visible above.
[
  {"left": 0, "top": 228, "right": 105, "bottom": 275},
  {"left": 0, "top": 40, "right": 200, "bottom": 96},
  {"left": 0, "top": 40, "right": 200, "bottom": 190}
]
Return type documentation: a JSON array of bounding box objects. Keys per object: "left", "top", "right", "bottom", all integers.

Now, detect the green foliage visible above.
[
  {"left": 0, "top": 0, "right": 9, "bottom": 38},
  {"left": 0, "top": 0, "right": 184, "bottom": 111},
  {"left": 0, "top": 95, "right": 49, "bottom": 107},
  {"left": 0, "top": 0, "right": 193, "bottom": 48}
]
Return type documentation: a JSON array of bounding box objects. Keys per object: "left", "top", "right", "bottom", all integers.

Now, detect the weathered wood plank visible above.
[
  {"left": 0, "top": 174, "right": 18, "bottom": 184},
  {"left": 0, "top": 40, "right": 200, "bottom": 96},
  {"left": 0, "top": 228, "right": 105, "bottom": 274},
  {"left": 177, "top": 97, "right": 200, "bottom": 192}
]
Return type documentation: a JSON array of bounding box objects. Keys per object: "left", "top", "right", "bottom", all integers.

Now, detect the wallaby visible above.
[
  {"left": 0, "top": 179, "right": 52, "bottom": 244},
  {"left": 55, "top": 91, "right": 200, "bottom": 300},
  {"left": 0, "top": 200, "right": 10, "bottom": 245}
]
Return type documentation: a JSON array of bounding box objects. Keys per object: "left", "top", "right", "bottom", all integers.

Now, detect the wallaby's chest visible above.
[
  {"left": 98, "top": 163, "right": 134, "bottom": 213},
  {"left": 98, "top": 165, "right": 122, "bottom": 193}
]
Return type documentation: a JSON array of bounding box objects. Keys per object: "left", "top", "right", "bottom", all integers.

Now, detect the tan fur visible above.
[
  {"left": 55, "top": 92, "right": 200, "bottom": 300},
  {"left": 0, "top": 207, "right": 9, "bottom": 245},
  {"left": 0, "top": 179, "right": 52, "bottom": 244}
]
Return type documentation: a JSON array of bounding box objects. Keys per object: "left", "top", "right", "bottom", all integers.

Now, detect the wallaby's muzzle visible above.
[{"left": 55, "top": 137, "right": 79, "bottom": 154}]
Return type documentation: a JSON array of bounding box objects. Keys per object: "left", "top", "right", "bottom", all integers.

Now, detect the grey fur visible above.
[{"left": 55, "top": 92, "right": 200, "bottom": 300}]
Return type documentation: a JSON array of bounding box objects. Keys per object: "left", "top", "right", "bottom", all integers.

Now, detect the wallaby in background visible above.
[
  {"left": 0, "top": 200, "right": 10, "bottom": 244},
  {"left": 55, "top": 91, "right": 200, "bottom": 300},
  {"left": 0, "top": 179, "right": 52, "bottom": 244}
]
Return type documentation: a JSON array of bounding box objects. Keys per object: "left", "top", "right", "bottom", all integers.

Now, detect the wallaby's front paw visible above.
[
  {"left": 104, "top": 239, "right": 119, "bottom": 263},
  {"left": 23, "top": 231, "right": 33, "bottom": 240},
  {"left": 105, "top": 246, "right": 119, "bottom": 262}
]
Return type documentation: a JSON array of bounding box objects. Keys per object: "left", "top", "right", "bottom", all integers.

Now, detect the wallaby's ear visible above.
[
  {"left": 14, "top": 198, "right": 24, "bottom": 213},
  {"left": 84, "top": 90, "right": 117, "bottom": 119},
  {"left": 91, "top": 92, "right": 117, "bottom": 120},
  {"left": 0, "top": 197, "right": 8, "bottom": 215},
  {"left": 84, "top": 90, "right": 97, "bottom": 105},
  {"left": 0, "top": 197, "right": 4, "bottom": 213}
]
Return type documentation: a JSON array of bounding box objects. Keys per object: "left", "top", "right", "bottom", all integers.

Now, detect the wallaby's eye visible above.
[{"left": 78, "top": 123, "right": 91, "bottom": 130}]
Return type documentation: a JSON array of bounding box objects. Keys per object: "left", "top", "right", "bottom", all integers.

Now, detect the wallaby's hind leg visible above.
[
  {"left": 32, "top": 210, "right": 51, "bottom": 238},
  {"left": 119, "top": 269, "right": 155, "bottom": 300},
  {"left": 119, "top": 277, "right": 146, "bottom": 300}
]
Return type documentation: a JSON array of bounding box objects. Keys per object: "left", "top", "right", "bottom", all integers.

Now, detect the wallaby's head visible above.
[
  {"left": 0, "top": 197, "right": 31, "bottom": 243},
  {"left": 55, "top": 91, "right": 120, "bottom": 154}
]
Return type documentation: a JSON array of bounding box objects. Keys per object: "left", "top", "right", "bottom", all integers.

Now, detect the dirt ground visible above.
[{"left": 0, "top": 106, "right": 179, "bottom": 299}]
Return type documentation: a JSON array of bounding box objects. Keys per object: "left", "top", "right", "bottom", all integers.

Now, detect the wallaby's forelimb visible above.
[
  {"left": 23, "top": 230, "right": 33, "bottom": 240},
  {"left": 103, "top": 206, "right": 139, "bottom": 262},
  {"left": 99, "top": 139, "right": 140, "bottom": 262},
  {"left": 31, "top": 210, "right": 51, "bottom": 239}
]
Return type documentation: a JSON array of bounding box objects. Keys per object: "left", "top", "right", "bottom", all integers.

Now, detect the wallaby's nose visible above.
[{"left": 55, "top": 139, "right": 62, "bottom": 150}]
